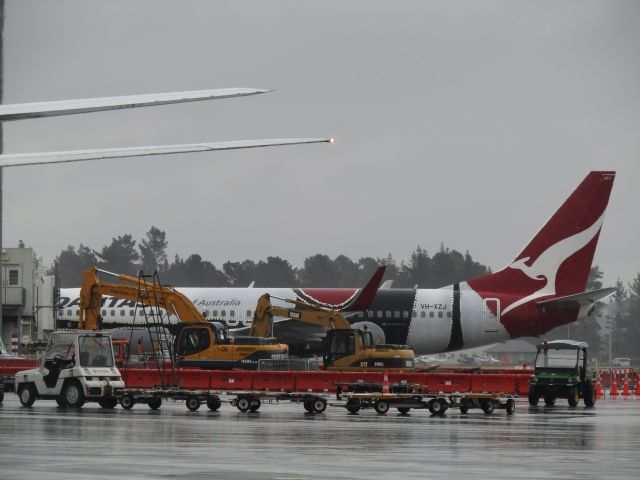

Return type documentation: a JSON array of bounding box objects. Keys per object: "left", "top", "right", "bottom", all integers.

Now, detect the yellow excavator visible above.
[
  {"left": 78, "top": 267, "right": 288, "bottom": 370},
  {"left": 251, "top": 293, "right": 415, "bottom": 371}
]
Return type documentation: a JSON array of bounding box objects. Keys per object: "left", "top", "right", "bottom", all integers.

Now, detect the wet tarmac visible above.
[{"left": 0, "top": 394, "right": 638, "bottom": 479}]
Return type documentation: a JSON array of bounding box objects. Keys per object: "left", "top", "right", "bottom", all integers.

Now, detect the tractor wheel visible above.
[
  {"left": 346, "top": 398, "right": 361, "bottom": 414},
  {"left": 374, "top": 399, "right": 390, "bottom": 415},
  {"left": 567, "top": 387, "right": 579, "bottom": 407},
  {"left": 481, "top": 399, "right": 495, "bottom": 414},
  {"left": 583, "top": 381, "right": 596, "bottom": 407},
  {"left": 505, "top": 399, "right": 516, "bottom": 415},
  {"left": 544, "top": 395, "right": 555, "bottom": 407},
  {"left": 147, "top": 397, "right": 162, "bottom": 410},
  {"left": 18, "top": 383, "right": 37, "bottom": 407},
  {"left": 236, "top": 396, "right": 251, "bottom": 412},
  {"left": 397, "top": 407, "right": 411, "bottom": 415},
  {"left": 98, "top": 396, "right": 118, "bottom": 409},
  {"left": 207, "top": 397, "right": 222, "bottom": 411},
  {"left": 63, "top": 380, "right": 85, "bottom": 408},
  {"left": 186, "top": 395, "right": 201, "bottom": 411},
  {"left": 120, "top": 394, "right": 135, "bottom": 410},
  {"left": 528, "top": 388, "right": 539, "bottom": 406}
]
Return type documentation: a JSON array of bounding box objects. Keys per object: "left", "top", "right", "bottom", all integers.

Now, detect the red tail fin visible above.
[
  {"left": 469, "top": 171, "right": 615, "bottom": 314},
  {"left": 343, "top": 266, "right": 386, "bottom": 312}
]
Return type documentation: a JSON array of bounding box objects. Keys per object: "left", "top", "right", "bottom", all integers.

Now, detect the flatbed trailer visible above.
[
  {"left": 113, "top": 387, "right": 331, "bottom": 413},
  {"left": 114, "top": 387, "right": 224, "bottom": 412},
  {"left": 338, "top": 390, "right": 516, "bottom": 415}
]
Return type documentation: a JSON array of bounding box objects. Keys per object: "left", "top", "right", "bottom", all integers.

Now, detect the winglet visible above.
[{"left": 341, "top": 266, "right": 386, "bottom": 312}]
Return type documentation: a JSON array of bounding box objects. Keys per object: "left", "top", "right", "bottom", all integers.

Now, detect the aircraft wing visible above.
[
  {"left": 536, "top": 287, "right": 617, "bottom": 310},
  {"left": 0, "top": 138, "right": 333, "bottom": 168},
  {"left": 0, "top": 88, "right": 269, "bottom": 121}
]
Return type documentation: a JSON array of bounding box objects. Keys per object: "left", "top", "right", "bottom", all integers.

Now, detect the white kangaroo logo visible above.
[{"left": 502, "top": 212, "right": 605, "bottom": 315}]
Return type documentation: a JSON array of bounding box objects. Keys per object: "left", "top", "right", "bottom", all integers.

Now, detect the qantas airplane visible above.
[{"left": 56, "top": 171, "right": 616, "bottom": 355}]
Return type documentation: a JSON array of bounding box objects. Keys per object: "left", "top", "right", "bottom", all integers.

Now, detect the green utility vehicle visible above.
[{"left": 528, "top": 340, "right": 596, "bottom": 407}]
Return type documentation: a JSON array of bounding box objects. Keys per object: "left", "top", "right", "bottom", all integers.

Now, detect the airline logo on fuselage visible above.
[{"left": 56, "top": 296, "right": 241, "bottom": 310}]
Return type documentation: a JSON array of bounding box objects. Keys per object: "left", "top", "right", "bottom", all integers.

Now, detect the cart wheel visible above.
[
  {"left": 528, "top": 389, "right": 539, "bottom": 406},
  {"left": 583, "top": 381, "right": 596, "bottom": 408},
  {"left": 99, "top": 396, "right": 118, "bottom": 409},
  {"left": 544, "top": 395, "right": 555, "bottom": 407},
  {"left": 18, "top": 383, "right": 37, "bottom": 407},
  {"left": 303, "top": 398, "right": 314, "bottom": 412},
  {"left": 207, "top": 397, "right": 222, "bottom": 411},
  {"left": 505, "top": 399, "right": 515, "bottom": 415},
  {"left": 56, "top": 396, "right": 67, "bottom": 408},
  {"left": 186, "top": 395, "right": 201, "bottom": 411},
  {"left": 397, "top": 407, "right": 411, "bottom": 415},
  {"left": 481, "top": 399, "right": 495, "bottom": 414},
  {"left": 346, "top": 398, "right": 361, "bottom": 414},
  {"left": 567, "top": 387, "right": 579, "bottom": 407},
  {"left": 249, "top": 399, "right": 261, "bottom": 412},
  {"left": 312, "top": 397, "right": 327, "bottom": 414},
  {"left": 428, "top": 398, "right": 444, "bottom": 415},
  {"left": 236, "top": 396, "right": 251, "bottom": 412},
  {"left": 120, "top": 394, "right": 135, "bottom": 410},
  {"left": 459, "top": 402, "right": 469, "bottom": 414},
  {"left": 374, "top": 399, "right": 390, "bottom": 415},
  {"left": 147, "top": 397, "right": 162, "bottom": 410}
]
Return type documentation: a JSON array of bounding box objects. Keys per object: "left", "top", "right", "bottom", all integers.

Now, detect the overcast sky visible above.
[{"left": 3, "top": 0, "right": 639, "bottom": 287}]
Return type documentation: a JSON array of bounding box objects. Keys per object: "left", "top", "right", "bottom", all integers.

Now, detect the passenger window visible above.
[
  {"left": 102, "top": 310, "right": 107, "bottom": 316},
  {"left": 421, "top": 311, "right": 426, "bottom": 318},
  {"left": 246, "top": 310, "right": 252, "bottom": 317},
  {"left": 438, "top": 311, "right": 443, "bottom": 318},
  {"left": 58, "top": 310, "right": 64, "bottom": 316},
  {"left": 377, "top": 311, "right": 383, "bottom": 319},
  {"left": 385, "top": 311, "right": 392, "bottom": 319},
  {"left": 394, "top": 311, "right": 400, "bottom": 319},
  {"left": 213, "top": 310, "right": 218, "bottom": 317},
  {"left": 76, "top": 310, "right": 80, "bottom": 316},
  {"left": 403, "top": 311, "right": 409, "bottom": 319},
  {"left": 129, "top": 310, "right": 134, "bottom": 317},
  {"left": 120, "top": 310, "right": 125, "bottom": 316},
  {"left": 110, "top": 310, "right": 115, "bottom": 316},
  {"left": 204, "top": 310, "right": 210, "bottom": 318},
  {"left": 230, "top": 310, "right": 235, "bottom": 317},
  {"left": 67, "top": 309, "right": 72, "bottom": 316},
  {"left": 429, "top": 311, "right": 435, "bottom": 318},
  {"left": 221, "top": 310, "right": 226, "bottom": 316}
]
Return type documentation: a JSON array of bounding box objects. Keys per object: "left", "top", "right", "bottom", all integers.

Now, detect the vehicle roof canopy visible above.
[{"left": 536, "top": 340, "right": 588, "bottom": 351}]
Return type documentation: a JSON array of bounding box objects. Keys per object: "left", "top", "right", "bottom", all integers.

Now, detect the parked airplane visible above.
[{"left": 56, "top": 171, "right": 616, "bottom": 355}]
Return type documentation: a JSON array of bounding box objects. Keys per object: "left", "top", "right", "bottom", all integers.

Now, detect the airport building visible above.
[{"left": 1, "top": 247, "right": 55, "bottom": 353}]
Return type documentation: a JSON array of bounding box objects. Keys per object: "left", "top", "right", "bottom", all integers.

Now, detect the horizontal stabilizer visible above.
[
  {"left": 0, "top": 88, "right": 270, "bottom": 121},
  {"left": 536, "top": 287, "right": 617, "bottom": 310},
  {"left": 0, "top": 138, "right": 333, "bottom": 168}
]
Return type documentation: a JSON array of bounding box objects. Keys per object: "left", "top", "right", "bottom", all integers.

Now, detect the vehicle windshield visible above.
[
  {"left": 535, "top": 348, "right": 578, "bottom": 370},
  {"left": 78, "top": 335, "right": 114, "bottom": 367}
]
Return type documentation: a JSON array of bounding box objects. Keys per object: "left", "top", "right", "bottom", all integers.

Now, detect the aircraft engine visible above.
[{"left": 350, "top": 321, "right": 386, "bottom": 345}]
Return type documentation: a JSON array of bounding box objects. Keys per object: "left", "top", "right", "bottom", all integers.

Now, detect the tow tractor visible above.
[
  {"left": 528, "top": 340, "right": 596, "bottom": 407},
  {"left": 14, "top": 331, "right": 125, "bottom": 408}
]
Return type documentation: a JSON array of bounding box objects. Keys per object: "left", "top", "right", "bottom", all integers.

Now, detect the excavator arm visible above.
[
  {"left": 78, "top": 267, "right": 205, "bottom": 330},
  {"left": 251, "top": 293, "right": 351, "bottom": 336}
]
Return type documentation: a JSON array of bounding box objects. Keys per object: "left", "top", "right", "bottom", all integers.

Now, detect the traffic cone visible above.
[
  {"left": 596, "top": 371, "right": 603, "bottom": 397},
  {"left": 622, "top": 370, "right": 631, "bottom": 396},
  {"left": 11, "top": 332, "right": 18, "bottom": 354},
  {"left": 382, "top": 373, "right": 390, "bottom": 394},
  {"left": 611, "top": 371, "right": 619, "bottom": 397}
]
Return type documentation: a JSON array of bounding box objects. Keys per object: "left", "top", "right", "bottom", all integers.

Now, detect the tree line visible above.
[{"left": 52, "top": 227, "right": 491, "bottom": 289}]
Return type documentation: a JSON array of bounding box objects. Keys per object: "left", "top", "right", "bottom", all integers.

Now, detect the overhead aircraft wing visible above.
[
  {"left": 536, "top": 287, "right": 617, "bottom": 310},
  {"left": 0, "top": 138, "right": 333, "bottom": 168},
  {"left": 0, "top": 88, "right": 270, "bottom": 121}
]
